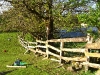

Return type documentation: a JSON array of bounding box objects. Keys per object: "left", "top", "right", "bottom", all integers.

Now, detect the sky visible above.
[
  {"left": 0, "top": 0, "right": 97, "bottom": 15},
  {"left": 0, "top": 0, "right": 13, "bottom": 15},
  {"left": 87, "top": 1, "right": 97, "bottom": 9}
]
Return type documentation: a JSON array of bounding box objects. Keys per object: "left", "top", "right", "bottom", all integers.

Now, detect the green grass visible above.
[{"left": 0, "top": 32, "right": 95, "bottom": 75}]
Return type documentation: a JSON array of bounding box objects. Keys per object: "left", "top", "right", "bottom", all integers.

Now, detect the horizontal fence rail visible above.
[
  {"left": 62, "top": 48, "right": 86, "bottom": 53},
  {"left": 47, "top": 37, "right": 87, "bottom": 42}
]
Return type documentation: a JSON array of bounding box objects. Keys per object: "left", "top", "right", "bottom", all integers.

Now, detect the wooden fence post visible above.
[
  {"left": 24, "top": 41, "right": 29, "bottom": 54},
  {"left": 85, "top": 33, "right": 93, "bottom": 72},
  {"left": 35, "top": 40, "right": 37, "bottom": 54},
  {"left": 84, "top": 48, "right": 89, "bottom": 72},
  {"left": 46, "top": 41, "right": 49, "bottom": 58},
  {"left": 60, "top": 42, "right": 64, "bottom": 64}
]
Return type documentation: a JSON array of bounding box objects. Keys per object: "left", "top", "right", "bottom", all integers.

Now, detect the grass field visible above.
[{"left": 0, "top": 32, "right": 95, "bottom": 75}]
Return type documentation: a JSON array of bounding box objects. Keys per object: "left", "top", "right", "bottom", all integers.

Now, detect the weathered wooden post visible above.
[
  {"left": 85, "top": 33, "right": 93, "bottom": 72},
  {"left": 46, "top": 40, "right": 49, "bottom": 58},
  {"left": 35, "top": 39, "right": 39, "bottom": 54},
  {"left": 24, "top": 41, "right": 29, "bottom": 54},
  {"left": 60, "top": 42, "right": 64, "bottom": 64}
]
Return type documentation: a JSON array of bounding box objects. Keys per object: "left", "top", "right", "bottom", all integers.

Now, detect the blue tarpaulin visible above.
[{"left": 59, "top": 27, "right": 98, "bottom": 38}]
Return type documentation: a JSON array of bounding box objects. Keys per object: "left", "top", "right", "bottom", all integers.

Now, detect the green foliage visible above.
[
  {"left": 0, "top": 0, "right": 93, "bottom": 39},
  {"left": 24, "top": 33, "right": 34, "bottom": 41},
  {"left": 54, "top": 12, "right": 79, "bottom": 31},
  {"left": 80, "top": 70, "right": 95, "bottom": 75},
  {"left": 78, "top": 9, "right": 100, "bottom": 28},
  {"left": 77, "top": 8, "right": 100, "bottom": 40}
]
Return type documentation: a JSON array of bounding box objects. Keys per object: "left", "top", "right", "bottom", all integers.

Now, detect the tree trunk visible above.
[
  {"left": 47, "top": 0, "right": 53, "bottom": 40},
  {"left": 46, "top": 0, "right": 56, "bottom": 53},
  {"left": 47, "top": 18, "right": 53, "bottom": 40}
]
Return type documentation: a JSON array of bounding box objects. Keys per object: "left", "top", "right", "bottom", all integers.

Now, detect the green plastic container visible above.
[{"left": 20, "top": 62, "right": 27, "bottom": 66}]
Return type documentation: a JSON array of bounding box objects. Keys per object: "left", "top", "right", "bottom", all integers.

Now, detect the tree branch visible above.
[{"left": 23, "top": 0, "right": 49, "bottom": 20}]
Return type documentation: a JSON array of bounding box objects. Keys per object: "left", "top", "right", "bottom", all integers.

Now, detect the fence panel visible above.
[{"left": 18, "top": 35, "right": 100, "bottom": 71}]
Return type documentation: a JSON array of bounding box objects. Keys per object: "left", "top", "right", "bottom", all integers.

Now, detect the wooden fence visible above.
[{"left": 18, "top": 35, "right": 100, "bottom": 71}]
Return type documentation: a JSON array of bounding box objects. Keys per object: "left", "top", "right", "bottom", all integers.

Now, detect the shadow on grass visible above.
[{"left": 0, "top": 69, "right": 17, "bottom": 75}]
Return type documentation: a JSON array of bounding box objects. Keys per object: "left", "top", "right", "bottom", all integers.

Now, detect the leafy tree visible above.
[
  {"left": 77, "top": 4, "right": 100, "bottom": 29},
  {"left": 1, "top": 0, "right": 93, "bottom": 40},
  {"left": 77, "top": 6, "right": 100, "bottom": 39}
]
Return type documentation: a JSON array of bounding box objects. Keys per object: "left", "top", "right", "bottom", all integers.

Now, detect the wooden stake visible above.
[
  {"left": 6, "top": 65, "right": 26, "bottom": 68},
  {"left": 60, "top": 42, "right": 64, "bottom": 64},
  {"left": 46, "top": 41, "right": 49, "bottom": 58}
]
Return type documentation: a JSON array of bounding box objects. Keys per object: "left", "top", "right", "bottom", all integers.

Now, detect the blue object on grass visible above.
[{"left": 14, "top": 59, "right": 27, "bottom": 66}]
